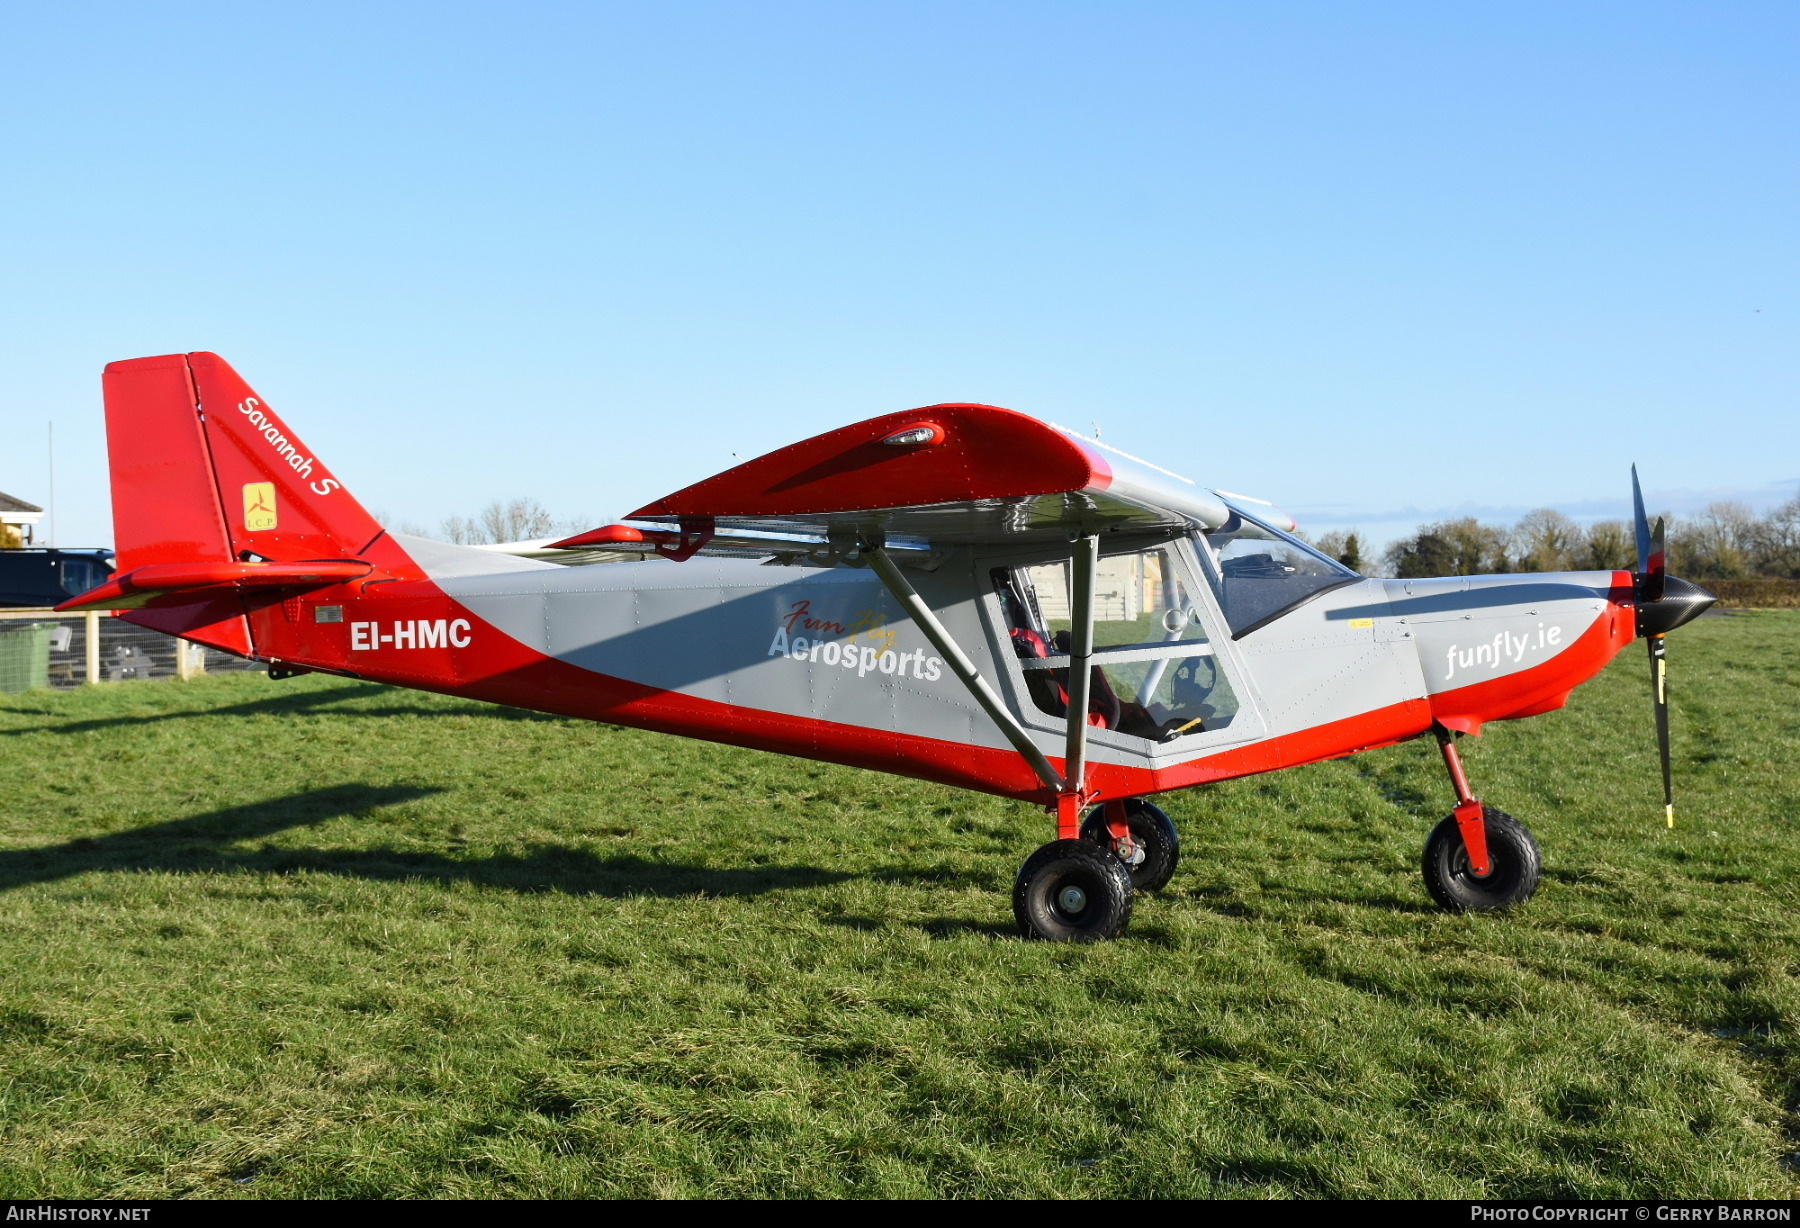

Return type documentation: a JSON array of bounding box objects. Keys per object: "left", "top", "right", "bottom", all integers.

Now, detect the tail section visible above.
[{"left": 80, "top": 353, "right": 420, "bottom": 655}]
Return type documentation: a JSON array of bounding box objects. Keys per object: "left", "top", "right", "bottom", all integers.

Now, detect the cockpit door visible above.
[{"left": 979, "top": 536, "right": 1266, "bottom": 764}]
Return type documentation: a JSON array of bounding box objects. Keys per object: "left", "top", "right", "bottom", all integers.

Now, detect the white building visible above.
[{"left": 0, "top": 491, "right": 44, "bottom": 548}]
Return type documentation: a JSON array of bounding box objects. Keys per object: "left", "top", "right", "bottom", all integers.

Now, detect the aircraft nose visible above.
[{"left": 1636, "top": 575, "right": 1718, "bottom": 638}]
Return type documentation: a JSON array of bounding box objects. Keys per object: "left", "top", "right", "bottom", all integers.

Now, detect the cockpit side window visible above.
[
  {"left": 991, "top": 544, "right": 1239, "bottom": 743},
  {"left": 1204, "top": 510, "right": 1360, "bottom": 638}
]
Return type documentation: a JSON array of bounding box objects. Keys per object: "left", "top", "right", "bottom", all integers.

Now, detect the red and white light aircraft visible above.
[{"left": 65, "top": 353, "right": 1715, "bottom": 940}]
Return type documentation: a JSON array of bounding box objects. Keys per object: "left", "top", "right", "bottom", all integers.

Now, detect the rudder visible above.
[{"left": 104, "top": 355, "right": 234, "bottom": 572}]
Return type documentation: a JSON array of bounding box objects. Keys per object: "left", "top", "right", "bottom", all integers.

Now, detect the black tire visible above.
[
  {"left": 1013, "top": 839, "right": 1134, "bottom": 941},
  {"left": 1421, "top": 806, "right": 1542, "bottom": 912},
  {"left": 1079, "top": 798, "right": 1180, "bottom": 892}
]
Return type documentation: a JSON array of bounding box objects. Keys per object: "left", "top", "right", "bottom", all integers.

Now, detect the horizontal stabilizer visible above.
[{"left": 56, "top": 559, "right": 374, "bottom": 611}]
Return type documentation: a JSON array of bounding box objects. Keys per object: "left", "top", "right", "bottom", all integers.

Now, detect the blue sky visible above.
[{"left": 1, "top": 2, "right": 1794, "bottom": 550}]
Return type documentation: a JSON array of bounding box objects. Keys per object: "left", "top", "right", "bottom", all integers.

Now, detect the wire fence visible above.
[{"left": 0, "top": 610, "right": 263, "bottom": 692}]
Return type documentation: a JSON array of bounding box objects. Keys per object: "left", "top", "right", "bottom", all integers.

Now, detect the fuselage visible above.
[
  {"left": 230, "top": 531, "right": 1638, "bottom": 807},
  {"left": 87, "top": 350, "right": 1643, "bottom": 811}
]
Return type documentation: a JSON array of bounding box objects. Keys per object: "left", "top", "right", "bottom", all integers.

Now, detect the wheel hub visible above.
[
  {"left": 1454, "top": 848, "right": 1495, "bottom": 881},
  {"left": 1057, "top": 884, "right": 1088, "bottom": 914}
]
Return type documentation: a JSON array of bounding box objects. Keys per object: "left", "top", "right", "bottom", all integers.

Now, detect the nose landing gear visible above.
[
  {"left": 1424, "top": 726, "right": 1542, "bottom": 911},
  {"left": 1423, "top": 805, "right": 1542, "bottom": 912}
]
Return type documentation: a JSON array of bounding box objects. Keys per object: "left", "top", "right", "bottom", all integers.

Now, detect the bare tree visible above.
[
  {"left": 371, "top": 510, "right": 435, "bottom": 539},
  {"left": 440, "top": 514, "right": 480, "bottom": 545},
  {"left": 1749, "top": 495, "right": 1800, "bottom": 578},
  {"left": 1582, "top": 520, "right": 1635, "bottom": 571},
  {"left": 1510, "top": 509, "right": 1586, "bottom": 573},
  {"left": 1384, "top": 517, "right": 1509, "bottom": 578},
  {"left": 480, "top": 498, "right": 557, "bottom": 544},
  {"left": 1312, "top": 529, "right": 1366, "bottom": 572},
  {"left": 1668, "top": 501, "right": 1758, "bottom": 578},
  {"left": 438, "top": 498, "right": 562, "bottom": 545}
]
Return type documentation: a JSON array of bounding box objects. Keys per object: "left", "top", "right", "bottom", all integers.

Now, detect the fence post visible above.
[
  {"left": 176, "top": 639, "right": 193, "bottom": 681},
  {"left": 85, "top": 611, "right": 100, "bottom": 684}
]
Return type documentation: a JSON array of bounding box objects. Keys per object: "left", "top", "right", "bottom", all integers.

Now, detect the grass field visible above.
[{"left": 2, "top": 611, "right": 1798, "bottom": 1198}]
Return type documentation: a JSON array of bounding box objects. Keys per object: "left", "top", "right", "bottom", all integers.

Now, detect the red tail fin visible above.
[{"left": 100, "top": 352, "right": 418, "bottom": 654}]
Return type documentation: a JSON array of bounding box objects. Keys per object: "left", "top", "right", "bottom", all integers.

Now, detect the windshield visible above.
[{"left": 1204, "top": 510, "right": 1359, "bottom": 637}]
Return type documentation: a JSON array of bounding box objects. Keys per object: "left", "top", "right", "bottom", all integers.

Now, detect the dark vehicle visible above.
[{"left": 0, "top": 548, "right": 114, "bottom": 608}]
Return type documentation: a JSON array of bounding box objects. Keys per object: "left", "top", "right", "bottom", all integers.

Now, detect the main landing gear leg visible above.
[
  {"left": 1079, "top": 797, "right": 1181, "bottom": 892},
  {"left": 1010, "top": 533, "right": 1134, "bottom": 942},
  {"left": 1013, "top": 792, "right": 1186, "bottom": 939},
  {"left": 1420, "top": 726, "right": 1543, "bottom": 912},
  {"left": 863, "top": 536, "right": 1150, "bottom": 940},
  {"left": 1056, "top": 793, "right": 1082, "bottom": 841}
]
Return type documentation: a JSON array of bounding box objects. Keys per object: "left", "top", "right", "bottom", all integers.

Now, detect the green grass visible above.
[{"left": 1, "top": 612, "right": 1798, "bottom": 1198}]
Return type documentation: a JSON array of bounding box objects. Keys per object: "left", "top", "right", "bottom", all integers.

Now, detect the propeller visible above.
[{"left": 1630, "top": 465, "right": 1716, "bottom": 827}]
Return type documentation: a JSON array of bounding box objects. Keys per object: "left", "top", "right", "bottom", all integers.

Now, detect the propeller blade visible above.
[
  {"left": 1643, "top": 515, "right": 1667, "bottom": 603},
  {"left": 1631, "top": 464, "right": 1652, "bottom": 574},
  {"left": 1631, "top": 467, "right": 1665, "bottom": 602},
  {"left": 1649, "top": 634, "right": 1674, "bottom": 827},
  {"left": 1631, "top": 469, "right": 1696, "bottom": 826}
]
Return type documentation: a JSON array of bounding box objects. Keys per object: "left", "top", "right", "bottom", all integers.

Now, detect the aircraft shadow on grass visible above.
[
  {"left": 0, "top": 682, "right": 570, "bottom": 739},
  {"left": 0, "top": 783, "right": 851, "bottom": 899},
  {"left": 823, "top": 914, "right": 1019, "bottom": 938},
  {"left": 1, "top": 773, "right": 1450, "bottom": 922}
]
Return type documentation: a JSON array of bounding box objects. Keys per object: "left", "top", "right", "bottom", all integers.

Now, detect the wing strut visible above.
[
  {"left": 862, "top": 545, "right": 1065, "bottom": 795},
  {"left": 1062, "top": 534, "right": 1099, "bottom": 799}
]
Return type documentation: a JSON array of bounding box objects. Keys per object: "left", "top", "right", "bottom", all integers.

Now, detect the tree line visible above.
[
  {"left": 384, "top": 498, "right": 592, "bottom": 546},
  {"left": 1310, "top": 494, "right": 1800, "bottom": 580}
]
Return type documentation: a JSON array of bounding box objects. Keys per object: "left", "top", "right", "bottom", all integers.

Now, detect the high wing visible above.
[{"left": 550, "top": 403, "right": 1293, "bottom": 563}]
